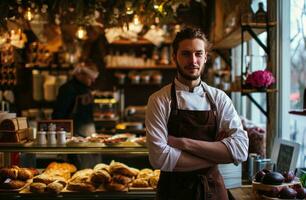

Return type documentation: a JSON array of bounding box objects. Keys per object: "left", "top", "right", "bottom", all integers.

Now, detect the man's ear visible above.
[{"left": 204, "top": 52, "right": 208, "bottom": 63}]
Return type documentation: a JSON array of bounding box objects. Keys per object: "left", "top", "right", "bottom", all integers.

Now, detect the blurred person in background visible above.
[{"left": 52, "top": 62, "right": 101, "bottom": 169}]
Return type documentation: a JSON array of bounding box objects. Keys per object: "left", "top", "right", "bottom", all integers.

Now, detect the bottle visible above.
[
  {"left": 56, "top": 128, "right": 66, "bottom": 144},
  {"left": 255, "top": 2, "right": 267, "bottom": 23},
  {"left": 241, "top": 0, "right": 254, "bottom": 24},
  {"left": 47, "top": 123, "right": 57, "bottom": 145},
  {"left": 36, "top": 129, "right": 47, "bottom": 145}
]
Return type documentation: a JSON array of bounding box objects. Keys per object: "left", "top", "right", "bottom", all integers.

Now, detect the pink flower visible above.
[{"left": 245, "top": 70, "right": 275, "bottom": 88}]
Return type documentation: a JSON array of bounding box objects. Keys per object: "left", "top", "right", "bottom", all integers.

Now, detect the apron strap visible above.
[{"left": 170, "top": 81, "right": 178, "bottom": 115}]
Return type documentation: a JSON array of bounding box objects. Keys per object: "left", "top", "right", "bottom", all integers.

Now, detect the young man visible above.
[{"left": 145, "top": 28, "right": 249, "bottom": 199}]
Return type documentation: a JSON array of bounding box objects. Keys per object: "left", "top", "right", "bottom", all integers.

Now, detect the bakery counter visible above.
[{"left": 0, "top": 191, "right": 156, "bottom": 200}]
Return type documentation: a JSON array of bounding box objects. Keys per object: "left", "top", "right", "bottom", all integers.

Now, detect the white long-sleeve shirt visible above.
[{"left": 145, "top": 79, "right": 249, "bottom": 171}]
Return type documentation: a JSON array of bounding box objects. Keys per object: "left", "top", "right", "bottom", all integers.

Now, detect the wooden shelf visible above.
[
  {"left": 110, "top": 38, "right": 172, "bottom": 45},
  {"left": 25, "top": 65, "right": 74, "bottom": 71},
  {"left": 106, "top": 65, "right": 176, "bottom": 70},
  {"left": 213, "top": 21, "right": 277, "bottom": 49}
]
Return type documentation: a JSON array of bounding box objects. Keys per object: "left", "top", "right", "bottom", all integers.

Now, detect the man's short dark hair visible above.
[{"left": 172, "top": 28, "right": 209, "bottom": 55}]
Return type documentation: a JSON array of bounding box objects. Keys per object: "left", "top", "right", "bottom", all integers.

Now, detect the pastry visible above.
[
  {"left": 30, "top": 182, "right": 47, "bottom": 193},
  {"left": 46, "top": 162, "right": 77, "bottom": 173},
  {"left": 43, "top": 169, "right": 71, "bottom": 180},
  {"left": 67, "top": 169, "right": 95, "bottom": 192},
  {"left": 0, "top": 167, "right": 18, "bottom": 179},
  {"left": 153, "top": 169, "right": 160, "bottom": 176},
  {"left": 104, "top": 181, "right": 126, "bottom": 192},
  {"left": 70, "top": 169, "right": 93, "bottom": 183},
  {"left": 46, "top": 181, "right": 65, "bottom": 194},
  {"left": 67, "top": 182, "right": 95, "bottom": 192},
  {"left": 149, "top": 175, "right": 159, "bottom": 188},
  {"left": 131, "top": 178, "right": 150, "bottom": 187},
  {"left": 112, "top": 174, "right": 133, "bottom": 185},
  {"left": 93, "top": 163, "right": 109, "bottom": 172},
  {"left": 109, "top": 161, "right": 139, "bottom": 177},
  {"left": 139, "top": 168, "right": 153, "bottom": 175},
  {"left": 91, "top": 169, "right": 111, "bottom": 184},
  {"left": 17, "top": 168, "right": 34, "bottom": 180},
  {"left": 33, "top": 173, "right": 67, "bottom": 185}
]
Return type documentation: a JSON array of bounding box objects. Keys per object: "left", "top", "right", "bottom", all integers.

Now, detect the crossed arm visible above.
[{"left": 168, "top": 136, "right": 233, "bottom": 168}]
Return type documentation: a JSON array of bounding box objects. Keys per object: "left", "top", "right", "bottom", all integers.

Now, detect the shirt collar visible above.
[{"left": 174, "top": 78, "right": 204, "bottom": 93}]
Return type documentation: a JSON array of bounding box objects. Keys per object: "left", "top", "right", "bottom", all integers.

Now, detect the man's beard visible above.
[{"left": 176, "top": 62, "right": 204, "bottom": 81}]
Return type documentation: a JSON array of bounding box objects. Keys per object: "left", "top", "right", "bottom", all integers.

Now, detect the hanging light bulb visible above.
[
  {"left": 125, "top": 1, "right": 134, "bottom": 15},
  {"left": 76, "top": 26, "right": 87, "bottom": 40},
  {"left": 25, "top": 7, "right": 33, "bottom": 21}
]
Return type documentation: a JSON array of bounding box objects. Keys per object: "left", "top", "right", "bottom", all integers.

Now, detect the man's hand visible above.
[{"left": 168, "top": 135, "right": 185, "bottom": 150}]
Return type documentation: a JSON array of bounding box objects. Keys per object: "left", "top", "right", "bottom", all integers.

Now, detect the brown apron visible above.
[{"left": 156, "top": 82, "right": 228, "bottom": 200}]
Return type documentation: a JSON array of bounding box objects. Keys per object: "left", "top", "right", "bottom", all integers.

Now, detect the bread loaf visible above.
[
  {"left": 0, "top": 167, "right": 18, "bottom": 179},
  {"left": 67, "top": 169, "right": 95, "bottom": 192},
  {"left": 66, "top": 182, "right": 95, "bottom": 192},
  {"left": 149, "top": 175, "right": 159, "bottom": 188},
  {"left": 91, "top": 169, "right": 111, "bottom": 184},
  {"left": 46, "top": 181, "right": 65, "bottom": 194},
  {"left": 33, "top": 173, "right": 66, "bottom": 185},
  {"left": 131, "top": 178, "right": 149, "bottom": 187},
  {"left": 105, "top": 181, "right": 126, "bottom": 191},
  {"left": 17, "top": 168, "right": 34, "bottom": 180},
  {"left": 112, "top": 174, "right": 133, "bottom": 185},
  {"left": 93, "top": 163, "right": 109, "bottom": 172},
  {"left": 30, "top": 182, "right": 47, "bottom": 193},
  {"left": 46, "top": 162, "right": 77, "bottom": 173},
  {"left": 109, "top": 161, "right": 139, "bottom": 177}
]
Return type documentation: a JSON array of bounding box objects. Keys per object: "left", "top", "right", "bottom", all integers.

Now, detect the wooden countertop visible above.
[{"left": 228, "top": 185, "right": 256, "bottom": 200}]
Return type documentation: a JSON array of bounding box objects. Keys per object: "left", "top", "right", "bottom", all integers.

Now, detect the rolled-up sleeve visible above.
[
  {"left": 145, "top": 93, "right": 181, "bottom": 171},
  {"left": 217, "top": 92, "right": 249, "bottom": 165}
]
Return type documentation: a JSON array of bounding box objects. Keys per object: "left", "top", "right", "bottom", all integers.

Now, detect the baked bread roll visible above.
[
  {"left": 67, "top": 169, "right": 95, "bottom": 192},
  {"left": 131, "top": 178, "right": 149, "bottom": 187},
  {"left": 0, "top": 167, "right": 18, "bottom": 179},
  {"left": 66, "top": 182, "right": 95, "bottom": 192},
  {"left": 33, "top": 173, "right": 67, "bottom": 185},
  {"left": 91, "top": 169, "right": 111, "bottom": 184},
  {"left": 17, "top": 168, "right": 34, "bottom": 180},
  {"left": 109, "top": 161, "right": 139, "bottom": 177},
  {"left": 70, "top": 169, "right": 93, "bottom": 183},
  {"left": 112, "top": 174, "right": 133, "bottom": 185},
  {"left": 1, "top": 179, "right": 26, "bottom": 189},
  {"left": 149, "top": 175, "right": 159, "bottom": 188},
  {"left": 93, "top": 163, "right": 109, "bottom": 172},
  {"left": 105, "top": 181, "right": 126, "bottom": 192},
  {"left": 46, "top": 162, "right": 77, "bottom": 173},
  {"left": 46, "top": 181, "right": 65, "bottom": 194},
  {"left": 30, "top": 182, "right": 47, "bottom": 193},
  {"left": 153, "top": 169, "right": 160, "bottom": 176},
  {"left": 43, "top": 169, "right": 71, "bottom": 180}
]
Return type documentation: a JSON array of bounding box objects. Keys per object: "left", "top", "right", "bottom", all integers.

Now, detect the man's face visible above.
[
  {"left": 77, "top": 72, "right": 97, "bottom": 87},
  {"left": 173, "top": 38, "right": 207, "bottom": 81}
]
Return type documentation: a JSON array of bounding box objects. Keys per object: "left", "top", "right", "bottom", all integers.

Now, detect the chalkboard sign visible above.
[{"left": 271, "top": 139, "right": 300, "bottom": 172}]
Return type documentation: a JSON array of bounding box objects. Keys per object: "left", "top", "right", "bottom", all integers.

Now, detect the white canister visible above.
[
  {"left": 37, "top": 129, "right": 47, "bottom": 145},
  {"left": 56, "top": 128, "right": 66, "bottom": 144},
  {"left": 47, "top": 131, "right": 56, "bottom": 145}
]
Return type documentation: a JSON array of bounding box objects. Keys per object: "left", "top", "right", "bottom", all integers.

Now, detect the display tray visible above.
[{"left": 129, "top": 187, "right": 155, "bottom": 191}]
